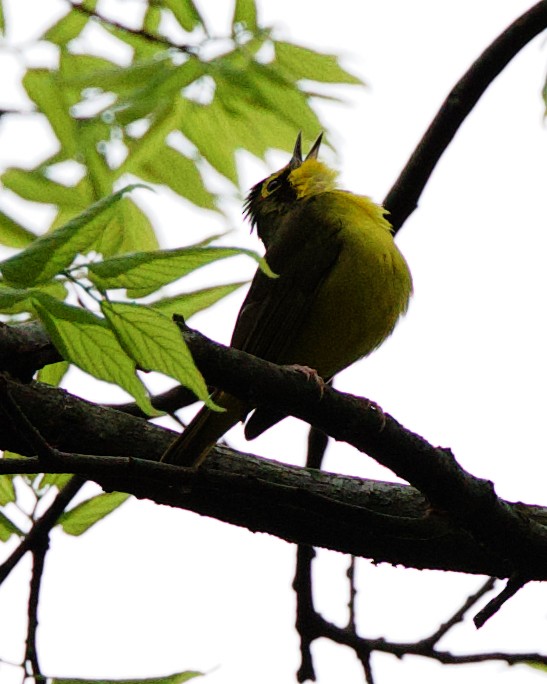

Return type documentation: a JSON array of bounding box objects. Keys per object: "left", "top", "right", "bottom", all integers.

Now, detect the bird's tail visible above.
[{"left": 161, "top": 390, "right": 247, "bottom": 467}]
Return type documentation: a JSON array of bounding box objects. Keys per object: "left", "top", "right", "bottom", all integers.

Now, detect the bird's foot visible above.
[
  {"left": 287, "top": 364, "right": 326, "bottom": 397},
  {"left": 364, "top": 399, "right": 387, "bottom": 431}
]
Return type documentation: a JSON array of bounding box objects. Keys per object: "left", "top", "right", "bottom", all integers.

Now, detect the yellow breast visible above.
[{"left": 282, "top": 191, "right": 412, "bottom": 378}]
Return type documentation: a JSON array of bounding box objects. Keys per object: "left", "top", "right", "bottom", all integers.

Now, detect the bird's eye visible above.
[{"left": 265, "top": 177, "right": 282, "bottom": 194}]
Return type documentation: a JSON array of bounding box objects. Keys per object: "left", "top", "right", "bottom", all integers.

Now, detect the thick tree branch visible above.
[
  {"left": 383, "top": 0, "right": 547, "bottom": 232},
  {"left": 2, "top": 325, "right": 547, "bottom": 578}
]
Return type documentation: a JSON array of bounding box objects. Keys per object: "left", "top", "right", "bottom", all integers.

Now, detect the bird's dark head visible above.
[{"left": 244, "top": 133, "right": 337, "bottom": 246}]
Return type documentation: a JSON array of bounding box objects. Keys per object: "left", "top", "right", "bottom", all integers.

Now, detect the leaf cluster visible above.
[{"left": 0, "top": 0, "right": 361, "bottom": 568}]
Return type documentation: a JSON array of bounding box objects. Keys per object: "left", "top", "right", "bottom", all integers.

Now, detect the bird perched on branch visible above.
[{"left": 162, "top": 133, "right": 412, "bottom": 467}]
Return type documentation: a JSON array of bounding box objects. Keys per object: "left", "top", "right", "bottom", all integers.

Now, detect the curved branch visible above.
[{"left": 384, "top": 0, "right": 547, "bottom": 231}]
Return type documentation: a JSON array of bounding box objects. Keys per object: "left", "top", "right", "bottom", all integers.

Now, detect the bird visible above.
[{"left": 161, "top": 132, "right": 412, "bottom": 467}]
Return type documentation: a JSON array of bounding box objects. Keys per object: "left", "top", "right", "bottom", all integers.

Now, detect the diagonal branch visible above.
[
  {"left": 2, "top": 326, "right": 547, "bottom": 578},
  {"left": 383, "top": 0, "right": 547, "bottom": 232}
]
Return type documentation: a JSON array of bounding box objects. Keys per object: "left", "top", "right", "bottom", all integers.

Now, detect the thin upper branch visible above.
[{"left": 383, "top": 0, "right": 547, "bottom": 232}]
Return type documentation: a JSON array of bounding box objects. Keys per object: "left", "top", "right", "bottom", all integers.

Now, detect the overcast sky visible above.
[{"left": 1, "top": 2, "right": 547, "bottom": 684}]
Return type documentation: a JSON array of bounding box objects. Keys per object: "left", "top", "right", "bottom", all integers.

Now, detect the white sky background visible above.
[{"left": 1, "top": 1, "right": 547, "bottom": 683}]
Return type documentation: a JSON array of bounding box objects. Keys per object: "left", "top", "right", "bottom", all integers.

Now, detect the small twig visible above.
[
  {"left": 420, "top": 577, "right": 497, "bottom": 646},
  {"left": 65, "top": 0, "right": 195, "bottom": 53},
  {"left": 24, "top": 540, "right": 49, "bottom": 679},
  {"left": 294, "top": 545, "right": 318, "bottom": 683},
  {"left": 360, "top": 652, "right": 375, "bottom": 684},
  {"left": 305, "top": 426, "right": 329, "bottom": 470},
  {"left": 473, "top": 575, "right": 527, "bottom": 629},
  {"left": 346, "top": 556, "right": 358, "bottom": 632},
  {"left": 0, "top": 477, "right": 85, "bottom": 585},
  {"left": 107, "top": 384, "right": 198, "bottom": 417}
]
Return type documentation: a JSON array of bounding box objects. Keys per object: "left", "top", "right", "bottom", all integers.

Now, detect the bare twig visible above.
[
  {"left": 419, "top": 577, "right": 497, "bottom": 647},
  {"left": 24, "top": 541, "right": 49, "bottom": 679},
  {"left": 294, "top": 545, "right": 318, "bottom": 683},
  {"left": 0, "top": 477, "right": 85, "bottom": 585},
  {"left": 473, "top": 575, "right": 527, "bottom": 628}
]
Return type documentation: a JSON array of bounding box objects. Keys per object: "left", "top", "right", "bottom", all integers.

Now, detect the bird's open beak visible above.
[
  {"left": 289, "top": 132, "right": 303, "bottom": 169},
  {"left": 305, "top": 132, "right": 323, "bottom": 160}
]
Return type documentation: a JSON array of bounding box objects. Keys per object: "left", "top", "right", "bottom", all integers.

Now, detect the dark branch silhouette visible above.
[{"left": 383, "top": 0, "right": 547, "bottom": 232}]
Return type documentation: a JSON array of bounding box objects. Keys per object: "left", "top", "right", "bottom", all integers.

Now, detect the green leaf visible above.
[
  {"left": 214, "top": 78, "right": 299, "bottom": 159},
  {"left": 101, "top": 301, "right": 213, "bottom": 408},
  {"left": 0, "top": 475, "right": 16, "bottom": 506},
  {"left": 87, "top": 246, "right": 268, "bottom": 298},
  {"left": 0, "top": 2, "right": 5, "bottom": 37},
  {"left": 232, "top": 0, "right": 258, "bottom": 32},
  {"left": 274, "top": 41, "right": 363, "bottom": 85},
  {"left": 0, "top": 185, "right": 144, "bottom": 287},
  {"left": 0, "top": 210, "right": 36, "bottom": 248},
  {"left": 0, "top": 511, "right": 23, "bottom": 542},
  {"left": 59, "top": 491, "right": 130, "bottom": 536},
  {"left": 94, "top": 198, "right": 159, "bottom": 258},
  {"left": 114, "top": 58, "right": 204, "bottom": 129},
  {"left": 76, "top": 119, "right": 114, "bottom": 197},
  {"left": 51, "top": 671, "right": 203, "bottom": 684},
  {"left": 245, "top": 61, "right": 321, "bottom": 132},
  {"left": 23, "top": 69, "right": 79, "bottom": 157},
  {"left": 163, "top": 0, "right": 203, "bottom": 31},
  {"left": 37, "top": 360, "right": 69, "bottom": 387},
  {"left": 178, "top": 97, "right": 239, "bottom": 184},
  {"left": 64, "top": 54, "right": 170, "bottom": 96},
  {"left": 1, "top": 168, "right": 89, "bottom": 208},
  {"left": 0, "top": 285, "right": 33, "bottom": 312},
  {"left": 40, "top": 473, "right": 73, "bottom": 489},
  {"left": 44, "top": 3, "right": 96, "bottom": 46},
  {"left": 0, "top": 280, "right": 67, "bottom": 315},
  {"left": 152, "top": 282, "right": 247, "bottom": 319},
  {"left": 31, "top": 294, "right": 157, "bottom": 416},
  {"left": 143, "top": 5, "right": 161, "bottom": 34},
  {"left": 137, "top": 145, "right": 215, "bottom": 209}
]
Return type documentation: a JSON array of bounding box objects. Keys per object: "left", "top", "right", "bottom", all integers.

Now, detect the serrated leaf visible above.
[
  {"left": 40, "top": 472, "right": 73, "bottom": 489},
  {"left": 23, "top": 69, "right": 79, "bottom": 157},
  {"left": 59, "top": 491, "right": 129, "bottom": 536},
  {"left": 232, "top": 0, "right": 258, "bottom": 32},
  {"left": 0, "top": 475, "right": 16, "bottom": 506},
  {"left": 0, "top": 185, "right": 144, "bottom": 287},
  {"left": 137, "top": 145, "right": 215, "bottom": 209},
  {"left": 51, "top": 671, "right": 203, "bottom": 684},
  {"left": 215, "top": 78, "right": 298, "bottom": 158},
  {"left": 37, "top": 360, "right": 69, "bottom": 387},
  {"left": 274, "top": 41, "right": 363, "bottom": 85},
  {"left": 163, "top": 0, "right": 203, "bottom": 31},
  {"left": 0, "top": 511, "right": 23, "bottom": 541},
  {"left": 94, "top": 198, "right": 159, "bottom": 257},
  {"left": 152, "top": 281, "right": 246, "bottom": 318},
  {"left": 1, "top": 168, "right": 88, "bottom": 208},
  {"left": 0, "top": 210, "right": 36, "bottom": 248},
  {"left": 178, "top": 97, "right": 238, "bottom": 184},
  {"left": 246, "top": 62, "right": 321, "bottom": 132},
  {"left": 87, "top": 246, "right": 269, "bottom": 298},
  {"left": 101, "top": 301, "right": 213, "bottom": 408},
  {"left": 31, "top": 294, "right": 157, "bottom": 416}
]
